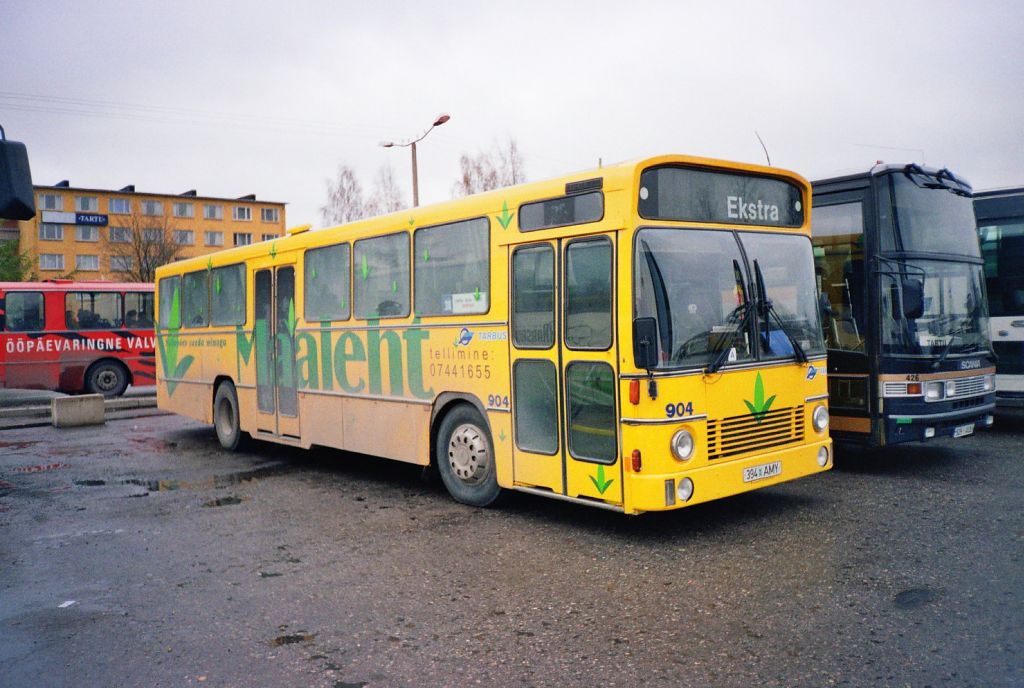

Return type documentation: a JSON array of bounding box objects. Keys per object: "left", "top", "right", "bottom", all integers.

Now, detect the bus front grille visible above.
[
  {"left": 708, "top": 406, "right": 805, "bottom": 460},
  {"left": 948, "top": 374, "right": 988, "bottom": 398}
]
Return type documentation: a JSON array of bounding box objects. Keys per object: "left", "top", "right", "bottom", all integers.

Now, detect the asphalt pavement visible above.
[{"left": 0, "top": 411, "right": 1022, "bottom": 687}]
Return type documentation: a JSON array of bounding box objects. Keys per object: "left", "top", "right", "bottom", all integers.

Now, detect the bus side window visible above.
[
  {"left": 125, "top": 292, "right": 154, "bottom": 328},
  {"left": 5, "top": 292, "right": 44, "bottom": 332},
  {"left": 811, "top": 201, "right": 865, "bottom": 352}
]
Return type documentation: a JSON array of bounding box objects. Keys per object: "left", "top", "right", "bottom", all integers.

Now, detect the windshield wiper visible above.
[
  {"left": 754, "top": 260, "right": 808, "bottom": 364},
  {"left": 931, "top": 321, "right": 978, "bottom": 369},
  {"left": 903, "top": 163, "right": 971, "bottom": 197},
  {"left": 706, "top": 301, "right": 754, "bottom": 374}
]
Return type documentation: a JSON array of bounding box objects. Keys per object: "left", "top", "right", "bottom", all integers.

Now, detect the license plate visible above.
[
  {"left": 743, "top": 460, "right": 782, "bottom": 483},
  {"left": 953, "top": 423, "right": 974, "bottom": 438}
]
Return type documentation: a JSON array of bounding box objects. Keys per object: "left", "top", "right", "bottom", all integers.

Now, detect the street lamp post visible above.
[{"left": 380, "top": 113, "right": 450, "bottom": 207}]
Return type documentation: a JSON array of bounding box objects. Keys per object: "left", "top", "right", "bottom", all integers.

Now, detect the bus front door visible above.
[
  {"left": 509, "top": 236, "right": 622, "bottom": 505},
  {"left": 254, "top": 266, "right": 301, "bottom": 439}
]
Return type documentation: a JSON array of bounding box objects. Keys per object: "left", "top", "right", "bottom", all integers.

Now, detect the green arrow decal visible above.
[
  {"left": 743, "top": 372, "right": 777, "bottom": 423},
  {"left": 498, "top": 429, "right": 507, "bottom": 442},
  {"left": 156, "top": 285, "right": 195, "bottom": 396},
  {"left": 590, "top": 464, "right": 614, "bottom": 495},
  {"left": 473, "top": 286, "right": 481, "bottom": 302},
  {"left": 214, "top": 274, "right": 222, "bottom": 294},
  {"left": 423, "top": 248, "right": 430, "bottom": 262},
  {"left": 311, "top": 266, "right": 317, "bottom": 280},
  {"left": 270, "top": 242, "right": 277, "bottom": 259},
  {"left": 361, "top": 255, "right": 369, "bottom": 280},
  {"left": 391, "top": 279, "right": 398, "bottom": 293},
  {"left": 287, "top": 298, "right": 296, "bottom": 338},
  {"left": 408, "top": 216, "right": 415, "bottom": 226},
  {"left": 496, "top": 201, "right": 514, "bottom": 230},
  {"left": 206, "top": 257, "right": 213, "bottom": 272}
]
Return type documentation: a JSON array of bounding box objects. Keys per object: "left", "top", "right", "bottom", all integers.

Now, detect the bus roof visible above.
[
  {"left": 812, "top": 163, "right": 973, "bottom": 191},
  {"left": 973, "top": 186, "right": 1024, "bottom": 199},
  {"left": 157, "top": 153, "right": 809, "bottom": 279},
  {"left": 0, "top": 280, "right": 153, "bottom": 292}
]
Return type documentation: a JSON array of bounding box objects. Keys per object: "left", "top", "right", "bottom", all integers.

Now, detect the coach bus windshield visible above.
[
  {"left": 634, "top": 229, "right": 824, "bottom": 369},
  {"left": 880, "top": 259, "right": 990, "bottom": 357},
  {"left": 882, "top": 168, "right": 980, "bottom": 257}
]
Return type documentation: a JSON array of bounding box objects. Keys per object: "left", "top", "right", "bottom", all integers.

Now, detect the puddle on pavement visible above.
[
  {"left": 203, "top": 495, "right": 248, "bottom": 508},
  {"left": 0, "top": 440, "right": 39, "bottom": 451},
  {"left": 119, "top": 462, "right": 288, "bottom": 494},
  {"left": 271, "top": 632, "right": 317, "bottom": 646},
  {"left": 894, "top": 587, "right": 939, "bottom": 609},
  {"left": 13, "top": 462, "right": 70, "bottom": 473},
  {"left": 128, "top": 437, "right": 179, "bottom": 453}
]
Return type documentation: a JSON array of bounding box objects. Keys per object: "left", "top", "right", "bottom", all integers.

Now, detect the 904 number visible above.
[
  {"left": 488, "top": 394, "right": 510, "bottom": 409},
  {"left": 665, "top": 401, "right": 694, "bottom": 418}
]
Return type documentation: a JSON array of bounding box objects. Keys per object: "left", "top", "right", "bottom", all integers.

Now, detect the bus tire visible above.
[
  {"left": 435, "top": 404, "right": 501, "bottom": 507},
  {"left": 85, "top": 360, "right": 129, "bottom": 398},
  {"left": 213, "top": 381, "right": 244, "bottom": 452}
]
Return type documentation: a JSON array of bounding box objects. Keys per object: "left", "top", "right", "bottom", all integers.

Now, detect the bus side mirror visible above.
[
  {"left": 818, "top": 292, "right": 833, "bottom": 319},
  {"left": 902, "top": 278, "right": 924, "bottom": 320},
  {"left": 633, "top": 317, "right": 659, "bottom": 370},
  {"left": 0, "top": 132, "right": 36, "bottom": 221}
]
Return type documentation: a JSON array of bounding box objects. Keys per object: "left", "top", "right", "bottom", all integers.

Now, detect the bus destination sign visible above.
[{"left": 638, "top": 165, "right": 804, "bottom": 227}]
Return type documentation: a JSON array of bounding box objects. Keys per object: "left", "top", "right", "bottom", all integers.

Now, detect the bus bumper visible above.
[
  {"left": 624, "top": 438, "right": 832, "bottom": 514},
  {"left": 884, "top": 403, "right": 997, "bottom": 444}
]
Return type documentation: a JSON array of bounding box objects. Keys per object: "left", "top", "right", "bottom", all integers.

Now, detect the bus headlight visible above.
[
  {"left": 812, "top": 404, "right": 829, "bottom": 433},
  {"left": 924, "top": 381, "right": 944, "bottom": 401},
  {"left": 817, "top": 446, "right": 830, "bottom": 467},
  {"left": 983, "top": 374, "right": 995, "bottom": 392},
  {"left": 677, "top": 478, "right": 694, "bottom": 502},
  {"left": 671, "top": 429, "right": 695, "bottom": 461}
]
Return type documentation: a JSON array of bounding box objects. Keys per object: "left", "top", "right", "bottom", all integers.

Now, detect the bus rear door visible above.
[{"left": 253, "top": 265, "right": 301, "bottom": 439}]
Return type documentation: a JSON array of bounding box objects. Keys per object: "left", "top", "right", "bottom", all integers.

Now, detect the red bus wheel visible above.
[{"left": 85, "top": 360, "right": 129, "bottom": 397}]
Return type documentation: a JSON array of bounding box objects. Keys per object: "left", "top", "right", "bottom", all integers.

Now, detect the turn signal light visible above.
[
  {"left": 907, "top": 382, "right": 922, "bottom": 395},
  {"left": 631, "top": 449, "right": 642, "bottom": 472},
  {"left": 629, "top": 379, "right": 640, "bottom": 405}
]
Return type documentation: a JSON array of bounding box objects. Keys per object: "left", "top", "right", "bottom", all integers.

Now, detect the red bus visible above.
[{"left": 0, "top": 280, "right": 156, "bottom": 396}]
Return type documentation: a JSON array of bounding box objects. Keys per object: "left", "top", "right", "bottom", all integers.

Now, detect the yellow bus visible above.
[{"left": 155, "top": 154, "right": 832, "bottom": 514}]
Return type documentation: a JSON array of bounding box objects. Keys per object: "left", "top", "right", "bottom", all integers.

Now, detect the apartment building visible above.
[{"left": 17, "top": 181, "right": 287, "bottom": 280}]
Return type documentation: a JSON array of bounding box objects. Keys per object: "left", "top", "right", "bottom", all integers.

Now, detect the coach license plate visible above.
[
  {"left": 743, "top": 460, "right": 782, "bottom": 483},
  {"left": 953, "top": 423, "right": 974, "bottom": 438}
]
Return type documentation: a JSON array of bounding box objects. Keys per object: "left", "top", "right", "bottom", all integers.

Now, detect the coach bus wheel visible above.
[
  {"left": 85, "top": 360, "right": 129, "bottom": 397},
  {"left": 436, "top": 404, "right": 501, "bottom": 507},
  {"left": 214, "top": 382, "right": 243, "bottom": 452}
]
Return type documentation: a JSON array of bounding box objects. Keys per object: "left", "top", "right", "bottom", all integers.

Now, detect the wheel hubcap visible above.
[
  {"left": 448, "top": 423, "right": 489, "bottom": 484},
  {"left": 96, "top": 370, "right": 117, "bottom": 391}
]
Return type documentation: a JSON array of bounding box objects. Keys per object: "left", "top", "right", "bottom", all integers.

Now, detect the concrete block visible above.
[{"left": 51, "top": 394, "right": 106, "bottom": 428}]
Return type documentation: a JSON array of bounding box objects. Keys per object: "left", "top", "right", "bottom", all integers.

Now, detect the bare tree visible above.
[
  {"left": 104, "top": 210, "right": 183, "bottom": 283},
  {"left": 363, "top": 164, "right": 406, "bottom": 218},
  {"left": 321, "top": 165, "right": 365, "bottom": 226},
  {"left": 451, "top": 138, "right": 527, "bottom": 197}
]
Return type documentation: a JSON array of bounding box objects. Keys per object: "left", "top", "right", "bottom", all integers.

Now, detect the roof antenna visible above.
[{"left": 755, "top": 131, "right": 771, "bottom": 166}]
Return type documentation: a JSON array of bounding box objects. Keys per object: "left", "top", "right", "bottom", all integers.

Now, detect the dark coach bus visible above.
[{"left": 811, "top": 164, "right": 995, "bottom": 446}]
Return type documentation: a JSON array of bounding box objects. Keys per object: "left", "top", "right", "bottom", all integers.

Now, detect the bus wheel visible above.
[
  {"left": 436, "top": 404, "right": 501, "bottom": 507},
  {"left": 213, "top": 381, "right": 243, "bottom": 451},
  {"left": 85, "top": 360, "right": 129, "bottom": 397}
]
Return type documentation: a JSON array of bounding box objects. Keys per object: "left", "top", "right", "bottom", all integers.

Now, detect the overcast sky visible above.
[{"left": 2, "top": 1, "right": 1022, "bottom": 228}]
